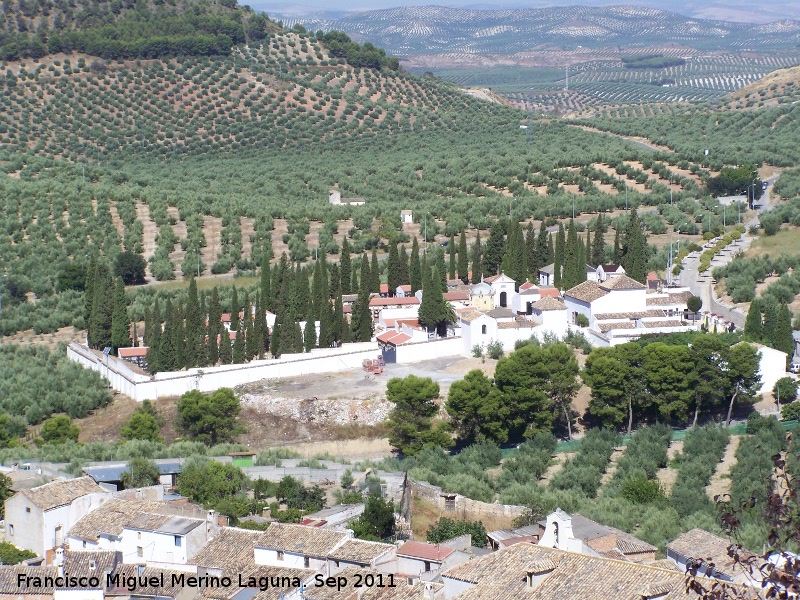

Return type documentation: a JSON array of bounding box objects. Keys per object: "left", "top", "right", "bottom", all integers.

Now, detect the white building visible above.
[
  {"left": 253, "top": 523, "right": 350, "bottom": 571},
  {"left": 400, "top": 210, "right": 413, "bottom": 224},
  {"left": 328, "top": 190, "right": 365, "bottom": 206},
  {"left": 5, "top": 476, "right": 107, "bottom": 556},
  {"left": 327, "top": 539, "right": 397, "bottom": 575},
  {"left": 121, "top": 514, "right": 213, "bottom": 566},
  {"left": 396, "top": 541, "right": 468, "bottom": 581},
  {"left": 563, "top": 275, "right": 696, "bottom": 346},
  {"left": 753, "top": 344, "right": 789, "bottom": 394}
]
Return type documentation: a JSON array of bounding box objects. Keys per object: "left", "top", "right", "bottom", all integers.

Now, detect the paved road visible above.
[{"left": 677, "top": 179, "right": 775, "bottom": 330}]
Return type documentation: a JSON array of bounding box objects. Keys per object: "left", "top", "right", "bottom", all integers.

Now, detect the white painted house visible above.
[
  {"left": 121, "top": 513, "right": 213, "bottom": 565},
  {"left": 253, "top": 523, "right": 350, "bottom": 571},
  {"left": 5, "top": 476, "right": 107, "bottom": 556}
]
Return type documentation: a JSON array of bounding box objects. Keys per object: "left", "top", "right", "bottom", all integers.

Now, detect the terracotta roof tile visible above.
[
  {"left": 531, "top": 297, "right": 566, "bottom": 311},
  {"left": 328, "top": 539, "right": 395, "bottom": 564},
  {"left": 565, "top": 281, "right": 608, "bottom": 303},
  {"left": 21, "top": 476, "right": 104, "bottom": 511},
  {"left": 599, "top": 274, "right": 646, "bottom": 291},
  {"left": 189, "top": 527, "right": 261, "bottom": 573},
  {"left": 396, "top": 541, "right": 454, "bottom": 562},
  {"left": 69, "top": 498, "right": 164, "bottom": 542},
  {"left": 255, "top": 523, "right": 349, "bottom": 559},
  {"left": 666, "top": 528, "right": 753, "bottom": 579}
]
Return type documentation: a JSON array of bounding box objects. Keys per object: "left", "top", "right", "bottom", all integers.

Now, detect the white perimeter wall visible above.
[{"left": 69, "top": 337, "right": 465, "bottom": 402}]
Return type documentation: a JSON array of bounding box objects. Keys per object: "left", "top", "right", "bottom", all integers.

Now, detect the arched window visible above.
[
  {"left": 500, "top": 291, "right": 507, "bottom": 307},
  {"left": 552, "top": 522, "right": 559, "bottom": 547},
  {"left": 481, "top": 325, "right": 487, "bottom": 335}
]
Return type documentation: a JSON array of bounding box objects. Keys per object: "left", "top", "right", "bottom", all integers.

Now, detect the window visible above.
[
  {"left": 89, "top": 560, "right": 96, "bottom": 571},
  {"left": 277, "top": 551, "right": 284, "bottom": 561},
  {"left": 304, "top": 557, "right": 310, "bottom": 568},
  {"left": 25, "top": 507, "right": 30, "bottom": 513},
  {"left": 499, "top": 291, "right": 507, "bottom": 307},
  {"left": 138, "top": 532, "right": 142, "bottom": 540},
  {"left": 424, "top": 561, "right": 431, "bottom": 572},
  {"left": 481, "top": 324, "right": 487, "bottom": 335},
  {"left": 8, "top": 525, "right": 13, "bottom": 536},
  {"left": 334, "top": 561, "right": 340, "bottom": 568},
  {"left": 174, "top": 535, "right": 182, "bottom": 547},
  {"left": 137, "top": 546, "right": 143, "bottom": 558},
  {"left": 83, "top": 541, "right": 87, "bottom": 549}
]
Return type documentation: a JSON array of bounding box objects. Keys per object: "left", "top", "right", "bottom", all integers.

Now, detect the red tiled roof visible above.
[
  {"left": 400, "top": 285, "right": 411, "bottom": 292},
  {"left": 221, "top": 313, "right": 231, "bottom": 322},
  {"left": 118, "top": 347, "right": 148, "bottom": 358},
  {"left": 397, "top": 542, "right": 455, "bottom": 562},
  {"left": 376, "top": 331, "right": 412, "bottom": 345},
  {"left": 380, "top": 284, "right": 389, "bottom": 294},
  {"left": 483, "top": 274, "right": 501, "bottom": 284},
  {"left": 646, "top": 271, "right": 659, "bottom": 281},
  {"left": 343, "top": 305, "right": 352, "bottom": 314},
  {"left": 443, "top": 291, "right": 469, "bottom": 301},
  {"left": 538, "top": 287, "right": 561, "bottom": 298},
  {"left": 397, "top": 319, "right": 420, "bottom": 328},
  {"left": 519, "top": 282, "right": 536, "bottom": 291},
  {"left": 369, "top": 297, "right": 420, "bottom": 307}
]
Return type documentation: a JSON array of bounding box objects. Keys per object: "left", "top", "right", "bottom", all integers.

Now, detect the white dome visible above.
[{"left": 471, "top": 282, "right": 492, "bottom": 296}]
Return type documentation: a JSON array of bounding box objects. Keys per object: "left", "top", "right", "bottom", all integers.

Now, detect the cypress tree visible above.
[
  {"left": 621, "top": 209, "right": 648, "bottom": 283},
  {"left": 434, "top": 246, "right": 447, "bottom": 293},
  {"left": 525, "top": 222, "right": 536, "bottom": 279},
  {"left": 613, "top": 228, "right": 623, "bottom": 264},
  {"left": 483, "top": 221, "right": 506, "bottom": 276},
  {"left": 269, "top": 310, "right": 282, "bottom": 358},
  {"left": 578, "top": 230, "right": 588, "bottom": 283},
  {"left": 350, "top": 260, "right": 359, "bottom": 296},
  {"left": 219, "top": 314, "right": 233, "bottom": 365},
  {"left": 773, "top": 304, "right": 794, "bottom": 361},
  {"left": 506, "top": 221, "right": 526, "bottom": 287},
  {"left": 311, "top": 260, "right": 325, "bottom": 320},
  {"left": 448, "top": 234, "right": 456, "bottom": 281},
  {"left": 563, "top": 219, "right": 579, "bottom": 290},
  {"left": 146, "top": 299, "right": 162, "bottom": 373},
  {"left": 471, "top": 232, "right": 482, "bottom": 283},
  {"left": 547, "top": 233, "right": 554, "bottom": 266},
  {"left": 762, "top": 300, "right": 778, "bottom": 346},
  {"left": 387, "top": 243, "right": 400, "bottom": 296},
  {"left": 245, "top": 296, "right": 259, "bottom": 360},
  {"left": 418, "top": 265, "right": 451, "bottom": 337},
  {"left": 143, "top": 307, "right": 153, "bottom": 348},
  {"left": 340, "top": 238, "right": 352, "bottom": 295},
  {"left": 410, "top": 237, "right": 422, "bottom": 293},
  {"left": 230, "top": 286, "right": 240, "bottom": 331},
  {"left": 172, "top": 300, "right": 186, "bottom": 369},
  {"left": 232, "top": 321, "right": 246, "bottom": 364},
  {"left": 291, "top": 321, "right": 304, "bottom": 353},
  {"left": 457, "top": 232, "right": 468, "bottom": 283},
  {"left": 90, "top": 263, "right": 114, "bottom": 349},
  {"left": 260, "top": 253, "right": 272, "bottom": 312},
  {"left": 329, "top": 263, "right": 340, "bottom": 300},
  {"left": 207, "top": 287, "right": 222, "bottom": 365},
  {"left": 370, "top": 248, "right": 380, "bottom": 293},
  {"left": 554, "top": 222, "right": 566, "bottom": 289},
  {"left": 158, "top": 299, "right": 179, "bottom": 371},
  {"left": 333, "top": 285, "right": 345, "bottom": 344},
  {"left": 744, "top": 298, "right": 763, "bottom": 342},
  {"left": 84, "top": 255, "right": 97, "bottom": 327},
  {"left": 398, "top": 244, "right": 409, "bottom": 286},
  {"left": 592, "top": 214, "right": 606, "bottom": 267},
  {"left": 318, "top": 290, "right": 334, "bottom": 349},
  {"left": 350, "top": 274, "right": 374, "bottom": 343},
  {"left": 290, "top": 263, "right": 309, "bottom": 322},
  {"left": 111, "top": 277, "right": 130, "bottom": 353},
  {"left": 535, "top": 221, "right": 549, "bottom": 273},
  {"left": 184, "top": 278, "right": 201, "bottom": 368},
  {"left": 304, "top": 308, "right": 317, "bottom": 352}
]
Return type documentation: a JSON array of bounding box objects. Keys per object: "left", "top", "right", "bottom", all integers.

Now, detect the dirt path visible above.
[
  {"left": 135, "top": 202, "right": 158, "bottom": 281},
  {"left": 568, "top": 124, "right": 673, "bottom": 153},
  {"left": 108, "top": 201, "right": 126, "bottom": 239},
  {"left": 657, "top": 440, "right": 684, "bottom": 495},
  {"left": 598, "top": 446, "right": 626, "bottom": 494},
  {"left": 201, "top": 216, "right": 223, "bottom": 269},
  {"left": 539, "top": 452, "right": 572, "bottom": 486},
  {"left": 706, "top": 435, "right": 740, "bottom": 500}
]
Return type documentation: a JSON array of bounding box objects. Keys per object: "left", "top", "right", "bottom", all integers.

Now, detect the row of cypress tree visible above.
[{"left": 744, "top": 297, "right": 794, "bottom": 363}]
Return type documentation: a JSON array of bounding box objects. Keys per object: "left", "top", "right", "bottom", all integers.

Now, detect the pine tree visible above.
[
  {"left": 304, "top": 308, "right": 317, "bottom": 352},
  {"left": 370, "top": 248, "right": 380, "bottom": 294},
  {"left": 592, "top": 214, "right": 606, "bottom": 267},
  {"left": 232, "top": 322, "right": 246, "bottom": 364},
  {"left": 398, "top": 244, "right": 409, "bottom": 286},
  {"left": 471, "top": 232, "right": 482, "bottom": 283},
  {"left": 410, "top": 238, "right": 422, "bottom": 293},
  {"left": 772, "top": 304, "right": 794, "bottom": 361},
  {"left": 146, "top": 299, "right": 161, "bottom": 373},
  {"left": 525, "top": 222, "right": 536, "bottom": 280},
  {"left": 554, "top": 222, "right": 566, "bottom": 289},
  {"left": 184, "top": 278, "right": 201, "bottom": 368},
  {"left": 387, "top": 243, "right": 400, "bottom": 296},
  {"left": 111, "top": 277, "right": 130, "bottom": 352},
  {"left": 563, "top": 219, "right": 579, "bottom": 290},
  {"left": 457, "top": 232, "right": 468, "bottom": 283},
  {"left": 230, "top": 286, "right": 240, "bottom": 331},
  {"left": 340, "top": 238, "right": 352, "bottom": 295},
  {"left": 744, "top": 298, "right": 763, "bottom": 342},
  {"left": 89, "top": 263, "right": 114, "bottom": 349},
  {"left": 448, "top": 234, "right": 456, "bottom": 280}
]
